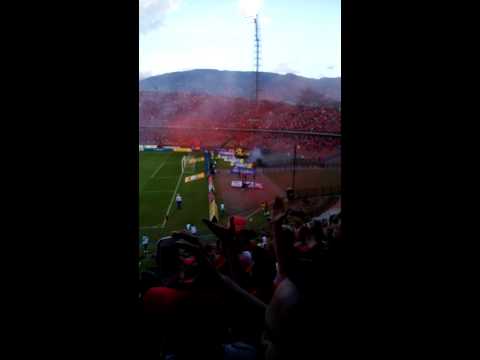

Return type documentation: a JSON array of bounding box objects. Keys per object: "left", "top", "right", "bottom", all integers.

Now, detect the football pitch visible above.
[{"left": 139, "top": 151, "right": 210, "bottom": 243}]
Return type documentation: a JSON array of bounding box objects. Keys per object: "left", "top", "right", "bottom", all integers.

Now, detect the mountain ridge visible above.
[{"left": 139, "top": 69, "right": 340, "bottom": 105}]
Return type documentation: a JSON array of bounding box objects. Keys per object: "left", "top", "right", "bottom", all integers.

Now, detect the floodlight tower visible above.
[{"left": 254, "top": 15, "right": 261, "bottom": 105}]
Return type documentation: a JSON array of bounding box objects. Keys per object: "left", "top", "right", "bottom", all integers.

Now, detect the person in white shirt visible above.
[
  {"left": 260, "top": 235, "right": 268, "bottom": 248},
  {"left": 190, "top": 224, "right": 197, "bottom": 235},
  {"left": 142, "top": 235, "right": 149, "bottom": 252},
  {"left": 176, "top": 194, "right": 183, "bottom": 209},
  {"left": 220, "top": 202, "right": 225, "bottom": 215}
]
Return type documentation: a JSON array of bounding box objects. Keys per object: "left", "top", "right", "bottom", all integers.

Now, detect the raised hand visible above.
[
  {"left": 203, "top": 217, "right": 242, "bottom": 282},
  {"left": 269, "top": 197, "right": 294, "bottom": 283}
]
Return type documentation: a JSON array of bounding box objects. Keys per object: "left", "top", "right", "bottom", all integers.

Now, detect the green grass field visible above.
[
  {"left": 139, "top": 151, "right": 210, "bottom": 262},
  {"left": 138, "top": 151, "right": 338, "bottom": 272}
]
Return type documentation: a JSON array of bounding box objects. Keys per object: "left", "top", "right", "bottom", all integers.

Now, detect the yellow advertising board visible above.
[
  {"left": 174, "top": 147, "right": 193, "bottom": 153},
  {"left": 187, "top": 157, "right": 204, "bottom": 165},
  {"left": 184, "top": 172, "right": 205, "bottom": 183}
]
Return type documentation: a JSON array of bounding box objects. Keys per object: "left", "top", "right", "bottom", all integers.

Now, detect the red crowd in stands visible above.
[{"left": 140, "top": 91, "right": 341, "bottom": 133}]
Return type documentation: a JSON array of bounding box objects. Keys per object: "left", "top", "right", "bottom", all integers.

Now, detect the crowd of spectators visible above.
[
  {"left": 139, "top": 91, "right": 341, "bottom": 133},
  {"left": 140, "top": 196, "right": 342, "bottom": 360}
]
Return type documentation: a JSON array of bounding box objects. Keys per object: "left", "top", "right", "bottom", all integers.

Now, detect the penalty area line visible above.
[
  {"left": 161, "top": 155, "right": 186, "bottom": 228},
  {"left": 139, "top": 154, "right": 172, "bottom": 194},
  {"left": 150, "top": 156, "right": 170, "bottom": 179}
]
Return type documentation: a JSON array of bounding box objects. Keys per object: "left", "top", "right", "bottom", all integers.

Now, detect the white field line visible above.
[
  {"left": 150, "top": 159, "right": 168, "bottom": 178},
  {"left": 139, "top": 225, "right": 162, "bottom": 229},
  {"left": 244, "top": 207, "right": 263, "bottom": 219},
  {"left": 142, "top": 190, "right": 176, "bottom": 193},
  {"left": 139, "top": 154, "right": 171, "bottom": 194},
  {"left": 161, "top": 155, "right": 185, "bottom": 228}
]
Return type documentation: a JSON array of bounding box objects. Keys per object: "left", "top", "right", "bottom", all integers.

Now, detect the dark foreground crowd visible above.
[{"left": 140, "top": 197, "right": 344, "bottom": 360}]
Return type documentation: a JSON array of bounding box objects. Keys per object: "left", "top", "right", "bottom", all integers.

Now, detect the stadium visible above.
[
  {"left": 139, "top": 1, "right": 341, "bottom": 359},
  {"left": 138, "top": 93, "right": 341, "bottom": 265}
]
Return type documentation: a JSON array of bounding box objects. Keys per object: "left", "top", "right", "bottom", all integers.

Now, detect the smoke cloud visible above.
[
  {"left": 140, "top": 0, "right": 181, "bottom": 34},
  {"left": 248, "top": 147, "right": 264, "bottom": 163}
]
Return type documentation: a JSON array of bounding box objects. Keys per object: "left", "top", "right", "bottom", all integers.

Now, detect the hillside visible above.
[{"left": 139, "top": 69, "right": 340, "bottom": 105}]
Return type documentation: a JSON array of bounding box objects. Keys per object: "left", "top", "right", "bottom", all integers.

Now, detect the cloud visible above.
[
  {"left": 238, "top": 0, "right": 264, "bottom": 17},
  {"left": 274, "top": 63, "right": 298, "bottom": 75},
  {"left": 140, "top": 0, "right": 181, "bottom": 34}
]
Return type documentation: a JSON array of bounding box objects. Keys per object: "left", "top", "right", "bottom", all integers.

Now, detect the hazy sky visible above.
[{"left": 139, "top": 0, "right": 341, "bottom": 79}]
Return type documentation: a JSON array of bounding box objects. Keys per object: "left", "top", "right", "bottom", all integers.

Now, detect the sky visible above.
[{"left": 139, "top": 0, "right": 341, "bottom": 80}]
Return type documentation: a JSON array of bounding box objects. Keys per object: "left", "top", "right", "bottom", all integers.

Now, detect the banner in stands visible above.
[
  {"left": 233, "top": 161, "right": 254, "bottom": 168},
  {"left": 219, "top": 154, "right": 236, "bottom": 162},
  {"left": 218, "top": 149, "right": 234, "bottom": 156},
  {"left": 173, "top": 147, "right": 193, "bottom": 153},
  {"left": 231, "top": 167, "right": 256, "bottom": 175},
  {"left": 184, "top": 172, "right": 205, "bottom": 183},
  {"left": 231, "top": 180, "right": 263, "bottom": 189},
  {"left": 161, "top": 146, "right": 192, "bottom": 152},
  {"left": 144, "top": 148, "right": 172, "bottom": 152}
]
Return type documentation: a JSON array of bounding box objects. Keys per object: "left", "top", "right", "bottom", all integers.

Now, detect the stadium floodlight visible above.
[
  {"left": 254, "top": 15, "right": 260, "bottom": 105},
  {"left": 239, "top": 1, "right": 262, "bottom": 106}
]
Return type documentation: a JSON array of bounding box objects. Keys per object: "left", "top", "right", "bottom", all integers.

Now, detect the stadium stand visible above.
[
  {"left": 139, "top": 91, "right": 341, "bottom": 133},
  {"left": 139, "top": 91, "right": 341, "bottom": 162}
]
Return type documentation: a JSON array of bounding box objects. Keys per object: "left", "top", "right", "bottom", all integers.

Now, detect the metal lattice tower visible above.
[{"left": 254, "top": 15, "right": 261, "bottom": 105}]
